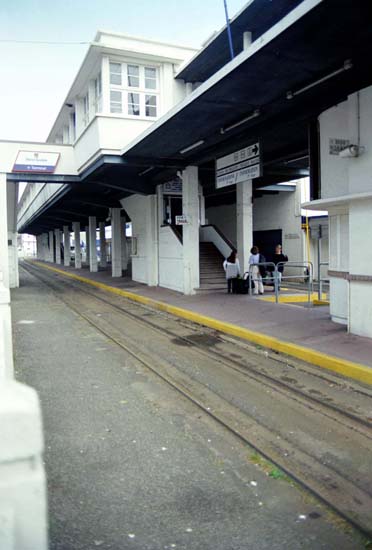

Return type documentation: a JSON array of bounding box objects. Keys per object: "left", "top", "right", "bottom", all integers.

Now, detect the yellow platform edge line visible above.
[{"left": 30, "top": 261, "right": 372, "bottom": 386}]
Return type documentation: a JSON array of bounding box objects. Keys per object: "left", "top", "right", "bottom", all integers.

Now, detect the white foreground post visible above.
[{"left": 54, "top": 229, "right": 61, "bottom": 265}]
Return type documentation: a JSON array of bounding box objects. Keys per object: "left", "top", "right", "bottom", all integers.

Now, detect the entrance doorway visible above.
[
  {"left": 253, "top": 229, "right": 282, "bottom": 261},
  {"left": 163, "top": 195, "right": 183, "bottom": 225}
]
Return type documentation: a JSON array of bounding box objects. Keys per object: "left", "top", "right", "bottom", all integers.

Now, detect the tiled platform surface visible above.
[{"left": 26, "top": 260, "right": 372, "bottom": 369}]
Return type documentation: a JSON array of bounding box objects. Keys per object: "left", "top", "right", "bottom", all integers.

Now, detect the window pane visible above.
[
  {"left": 110, "top": 90, "right": 122, "bottom": 113},
  {"left": 128, "top": 92, "right": 140, "bottom": 116},
  {"left": 145, "top": 95, "right": 157, "bottom": 117},
  {"left": 145, "top": 67, "right": 157, "bottom": 89},
  {"left": 127, "top": 64, "right": 139, "bottom": 87},
  {"left": 110, "top": 62, "right": 122, "bottom": 85}
]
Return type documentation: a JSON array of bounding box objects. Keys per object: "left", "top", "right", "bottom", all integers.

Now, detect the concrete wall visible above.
[
  {"left": 206, "top": 187, "right": 303, "bottom": 263},
  {"left": 158, "top": 226, "right": 183, "bottom": 292}
]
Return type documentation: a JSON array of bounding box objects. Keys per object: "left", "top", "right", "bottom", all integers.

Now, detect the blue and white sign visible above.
[
  {"left": 12, "top": 151, "right": 60, "bottom": 173},
  {"left": 216, "top": 142, "right": 261, "bottom": 189}
]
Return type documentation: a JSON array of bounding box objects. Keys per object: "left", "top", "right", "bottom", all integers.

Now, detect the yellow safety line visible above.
[
  {"left": 261, "top": 292, "right": 327, "bottom": 303},
  {"left": 30, "top": 261, "right": 372, "bottom": 386}
]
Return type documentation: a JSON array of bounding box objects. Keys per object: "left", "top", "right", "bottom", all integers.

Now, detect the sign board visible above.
[
  {"left": 163, "top": 177, "right": 182, "bottom": 194},
  {"left": 175, "top": 215, "right": 188, "bottom": 225},
  {"left": 329, "top": 138, "right": 350, "bottom": 155},
  {"left": 216, "top": 142, "right": 261, "bottom": 189},
  {"left": 12, "top": 151, "right": 60, "bottom": 173}
]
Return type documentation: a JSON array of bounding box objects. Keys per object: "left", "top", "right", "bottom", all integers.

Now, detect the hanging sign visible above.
[
  {"left": 216, "top": 142, "right": 261, "bottom": 189},
  {"left": 163, "top": 177, "right": 182, "bottom": 194},
  {"left": 12, "top": 151, "right": 60, "bottom": 173}
]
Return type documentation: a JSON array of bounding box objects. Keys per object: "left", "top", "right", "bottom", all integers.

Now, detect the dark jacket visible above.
[{"left": 273, "top": 253, "right": 288, "bottom": 273}]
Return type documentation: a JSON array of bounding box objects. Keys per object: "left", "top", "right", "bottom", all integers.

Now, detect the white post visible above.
[
  {"left": 72, "top": 222, "right": 82, "bottom": 269},
  {"left": 88, "top": 216, "right": 98, "bottom": 272},
  {"left": 121, "top": 217, "right": 128, "bottom": 271},
  {"left": 42, "top": 234, "right": 48, "bottom": 261},
  {"left": 236, "top": 180, "right": 253, "bottom": 275},
  {"left": 111, "top": 208, "right": 122, "bottom": 277},
  {"left": 63, "top": 226, "right": 71, "bottom": 266},
  {"left": 182, "top": 166, "right": 200, "bottom": 294},
  {"left": 48, "top": 231, "right": 54, "bottom": 262},
  {"left": 99, "top": 222, "right": 107, "bottom": 268},
  {"left": 54, "top": 229, "right": 61, "bottom": 265},
  {"left": 85, "top": 225, "right": 89, "bottom": 265}
]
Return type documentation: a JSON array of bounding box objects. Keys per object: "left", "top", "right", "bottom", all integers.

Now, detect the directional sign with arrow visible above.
[{"left": 216, "top": 142, "right": 261, "bottom": 189}]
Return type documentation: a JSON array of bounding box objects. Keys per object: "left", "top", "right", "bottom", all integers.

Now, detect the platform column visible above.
[
  {"left": 63, "top": 226, "right": 71, "bottom": 266},
  {"left": 182, "top": 165, "right": 199, "bottom": 295},
  {"left": 72, "top": 222, "right": 82, "bottom": 269},
  {"left": 85, "top": 225, "right": 90, "bottom": 265},
  {"left": 236, "top": 180, "right": 253, "bottom": 274},
  {"left": 111, "top": 208, "right": 122, "bottom": 277},
  {"left": 54, "top": 229, "right": 61, "bottom": 265},
  {"left": 48, "top": 231, "right": 54, "bottom": 262},
  {"left": 88, "top": 216, "right": 98, "bottom": 272},
  {"left": 99, "top": 222, "right": 107, "bottom": 268},
  {"left": 121, "top": 217, "right": 128, "bottom": 271}
]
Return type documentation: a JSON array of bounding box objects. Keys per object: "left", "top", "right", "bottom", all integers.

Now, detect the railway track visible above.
[{"left": 22, "top": 262, "right": 372, "bottom": 537}]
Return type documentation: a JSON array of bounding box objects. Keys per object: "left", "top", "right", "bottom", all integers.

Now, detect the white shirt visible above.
[
  {"left": 223, "top": 259, "right": 240, "bottom": 279},
  {"left": 249, "top": 253, "right": 260, "bottom": 265}
]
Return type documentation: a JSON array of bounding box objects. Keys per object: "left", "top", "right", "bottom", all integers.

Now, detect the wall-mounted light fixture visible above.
[
  {"left": 220, "top": 108, "right": 260, "bottom": 134},
  {"left": 179, "top": 139, "right": 205, "bottom": 155},
  {"left": 287, "top": 59, "right": 353, "bottom": 100}
]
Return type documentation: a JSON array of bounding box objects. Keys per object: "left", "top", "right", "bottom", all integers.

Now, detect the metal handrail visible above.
[{"left": 276, "top": 261, "right": 313, "bottom": 305}]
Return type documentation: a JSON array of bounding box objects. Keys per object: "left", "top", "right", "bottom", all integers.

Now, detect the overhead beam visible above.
[{"left": 7, "top": 173, "right": 80, "bottom": 184}]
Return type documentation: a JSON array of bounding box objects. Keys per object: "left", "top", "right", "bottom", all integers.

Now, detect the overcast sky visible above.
[{"left": 0, "top": 0, "right": 247, "bottom": 143}]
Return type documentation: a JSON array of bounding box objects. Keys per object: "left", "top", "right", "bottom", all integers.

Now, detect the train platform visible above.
[
  {"left": 24, "top": 259, "right": 372, "bottom": 384},
  {"left": 12, "top": 264, "right": 370, "bottom": 549}
]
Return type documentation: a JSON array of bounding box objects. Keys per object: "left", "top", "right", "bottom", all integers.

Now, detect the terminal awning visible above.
[{"left": 122, "top": 0, "right": 372, "bottom": 173}]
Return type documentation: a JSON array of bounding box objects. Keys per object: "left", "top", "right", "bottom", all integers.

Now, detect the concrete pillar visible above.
[
  {"left": 85, "top": 225, "right": 90, "bottom": 264},
  {"left": 48, "top": 231, "right": 54, "bottom": 262},
  {"left": 72, "top": 222, "right": 82, "bottom": 269},
  {"left": 236, "top": 180, "right": 253, "bottom": 274},
  {"left": 99, "top": 222, "right": 107, "bottom": 268},
  {"left": 63, "top": 226, "right": 71, "bottom": 266},
  {"left": 111, "top": 208, "right": 122, "bottom": 277},
  {"left": 54, "top": 229, "right": 61, "bottom": 265},
  {"left": 88, "top": 216, "right": 98, "bottom": 272},
  {"left": 42, "top": 234, "right": 48, "bottom": 261},
  {"left": 182, "top": 166, "right": 199, "bottom": 294},
  {"left": 121, "top": 218, "right": 128, "bottom": 271}
]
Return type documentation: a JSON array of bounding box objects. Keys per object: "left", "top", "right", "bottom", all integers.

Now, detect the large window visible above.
[{"left": 109, "top": 61, "right": 159, "bottom": 118}]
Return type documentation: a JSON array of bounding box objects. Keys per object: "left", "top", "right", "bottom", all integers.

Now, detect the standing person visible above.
[
  {"left": 249, "top": 246, "right": 264, "bottom": 295},
  {"left": 273, "top": 244, "right": 288, "bottom": 290},
  {"left": 223, "top": 251, "right": 240, "bottom": 294}
]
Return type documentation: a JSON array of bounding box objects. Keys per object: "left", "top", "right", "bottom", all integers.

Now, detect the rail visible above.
[
  {"left": 248, "top": 261, "right": 314, "bottom": 305},
  {"left": 318, "top": 261, "right": 329, "bottom": 301}
]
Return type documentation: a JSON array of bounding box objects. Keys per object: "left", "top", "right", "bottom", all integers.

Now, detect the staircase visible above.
[{"left": 198, "top": 242, "right": 227, "bottom": 292}]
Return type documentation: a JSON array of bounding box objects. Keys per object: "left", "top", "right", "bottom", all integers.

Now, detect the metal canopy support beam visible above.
[
  {"left": 99, "top": 222, "right": 107, "bottom": 268},
  {"left": 72, "top": 222, "right": 82, "bottom": 269},
  {"left": 88, "top": 216, "right": 98, "bottom": 273},
  {"left": 236, "top": 180, "right": 253, "bottom": 274},
  {"left": 63, "top": 226, "right": 71, "bottom": 267},
  {"left": 111, "top": 208, "right": 122, "bottom": 278}
]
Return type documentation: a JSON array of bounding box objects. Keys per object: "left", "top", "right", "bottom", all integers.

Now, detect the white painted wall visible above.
[
  {"left": 121, "top": 194, "right": 158, "bottom": 286},
  {"left": 158, "top": 226, "right": 183, "bottom": 292},
  {"left": 206, "top": 187, "right": 303, "bottom": 264}
]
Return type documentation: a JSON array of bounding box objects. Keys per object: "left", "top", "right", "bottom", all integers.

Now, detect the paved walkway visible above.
[{"left": 25, "top": 260, "right": 372, "bottom": 373}]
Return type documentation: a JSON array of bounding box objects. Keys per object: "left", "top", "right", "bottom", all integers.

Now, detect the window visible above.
[
  {"left": 145, "top": 95, "right": 157, "bottom": 117},
  {"left": 110, "top": 62, "right": 122, "bottom": 85},
  {"left": 128, "top": 93, "right": 140, "bottom": 116},
  {"left": 127, "top": 65, "right": 139, "bottom": 87},
  {"left": 145, "top": 67, "right": 157, "bottom": 90},
  {"left": 109, "top": 60, "right": 159, "bottom": 118},
  {"left": 110, "top": 90, "right": 122, "bottom": 113}
]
